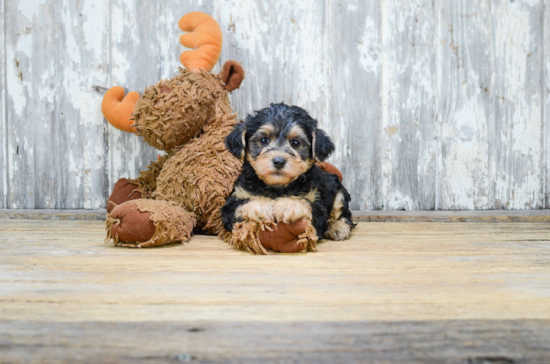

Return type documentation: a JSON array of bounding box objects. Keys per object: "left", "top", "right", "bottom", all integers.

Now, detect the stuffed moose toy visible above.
[{"left": 102, "top": 12, "right": 343, "bottom": 253}]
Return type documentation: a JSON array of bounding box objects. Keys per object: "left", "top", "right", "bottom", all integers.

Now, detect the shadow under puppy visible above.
[{"left": 221, "top": 103, "right": 354, "bottom": 254}]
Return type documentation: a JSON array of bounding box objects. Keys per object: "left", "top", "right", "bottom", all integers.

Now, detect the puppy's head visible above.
[{"left": 226, "top": 103, "right": 335, "bottom": 186}]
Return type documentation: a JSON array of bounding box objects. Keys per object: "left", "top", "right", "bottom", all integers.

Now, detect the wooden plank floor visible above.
[{"left": 1, "top": 219, "right": 550, "bottom": 363}]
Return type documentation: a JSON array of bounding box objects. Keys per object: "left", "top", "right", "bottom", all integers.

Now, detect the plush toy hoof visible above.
[
  {"left": 109, "top": 202, "right": 156, "bottom": 243},
  {"left": 259, "top": 219, "right": 309, "bottom": 253},
  {"left": 106, "top": 178, "right": 142, "bottom": 213}
]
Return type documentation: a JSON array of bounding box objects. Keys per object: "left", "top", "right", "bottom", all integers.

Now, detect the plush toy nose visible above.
[{"left": 272, "top": 157, "right": 286, "bottom": 170}]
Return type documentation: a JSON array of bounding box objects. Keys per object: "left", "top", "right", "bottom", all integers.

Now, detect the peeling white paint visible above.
[
  {"left": 7, "top": 57, "right": 27, "bottom": 117},
  {"left": 2, "top": 0, "right": 548, "bottom": 210},
  {"left": 388, "top": 191, "right": 415, "bottom": 211},
  {"left": 0, "top": 0, "right": 5, "bottom": 208},
  {"left": 492, "top": 0, "right": 544, "bottom": 209},
  {"left": 442, "top": 99, "right": 491, "bottom": 210},
  {"left": 17, "top": 0, "right": 47, "bottom": 21},
  {"left": 81, "top": 1, "right": 106, "bottom": 53},
  {"left": 7, "top": 31, "right": 33, "bottom": 116},
  {"left": 358, "top": 18, "right": 379, "bottom": 74}
]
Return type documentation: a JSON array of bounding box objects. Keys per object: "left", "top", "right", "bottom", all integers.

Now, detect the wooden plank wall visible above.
[
  {"left": 1, "top": 0, "right": 5, "bottom": 208},
  {"left": 1, "top": 0, "right": 548, "bottom": 210}
]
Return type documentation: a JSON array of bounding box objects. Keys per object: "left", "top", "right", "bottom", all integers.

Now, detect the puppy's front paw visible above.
[
  {"left": 273, "top": 198, "right": 312, "bottom": 223},
  {"left": 325, "top": 219, "right": 352, "bottom": 241},
  {"left": 241, "top": 198, "right": 274, "bottom": 222}
]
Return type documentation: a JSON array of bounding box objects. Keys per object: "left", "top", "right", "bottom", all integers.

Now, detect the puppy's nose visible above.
[{"left": 272, "top": 157, "right": 286, "bottom": 170}]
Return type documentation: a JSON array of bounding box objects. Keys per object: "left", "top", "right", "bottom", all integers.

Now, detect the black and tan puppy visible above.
[{"left": 221, "top": 103, "right": 354, "bottom": 254}]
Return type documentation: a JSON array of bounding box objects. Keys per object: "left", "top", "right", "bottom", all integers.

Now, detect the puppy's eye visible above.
[
  {"left": 260, "top": 137, "right": 270, "bottom": 145},
  {"left": 290, "top": 139, "right": 300, "bottom": 148}
]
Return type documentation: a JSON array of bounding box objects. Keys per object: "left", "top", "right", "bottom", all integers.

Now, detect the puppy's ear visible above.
[
  {"left": 312, "top": 128, "right": 335, "bottom": 162},
  {"left": 225, "top": 122, "right": 246, "bottom": 160}
]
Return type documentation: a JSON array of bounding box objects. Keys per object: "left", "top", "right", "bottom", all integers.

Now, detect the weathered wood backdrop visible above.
[{"left": 1, "top": 0, "right": 549, "bottom": 210}]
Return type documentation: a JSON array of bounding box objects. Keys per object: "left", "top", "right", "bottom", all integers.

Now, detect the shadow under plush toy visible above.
[{"left": 102, "top": 12, "right": 344, "bottom": 252}]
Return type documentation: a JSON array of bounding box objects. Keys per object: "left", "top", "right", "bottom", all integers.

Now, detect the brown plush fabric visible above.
[
  {"left": 130, "top": 153, "right": 172, "bottom": 199},
  {"left": 221, "top": 218, "right": 318, "bottom": 255},
  {"left": 106, "top": 178, "right": 142, "bottom": 213},
  {"left": 316, "top": 161, "right": 343, "bottom": 182},
  {"left": 153, "top": 114, "right": 242, "bottom": 234},
  {"left": 133, "top": 68, "right": 228, "bottom": 151},
  {"left": 106, "top": 64, "right": 243, "bottom": 248},
  {"left": 107, "top": 202, "right": 156, "bottom": 243},
  {"left": 106, "top": 199, "right": 196, "bottom": 248},
  {"left": 222, "top": 60, "right": 245, "bottom": 91},
  {"left": 225, "top": 220, "right": 272, "bottom": 255},
  {"left": 259, "top": 219, "right": 309, "bottom": 253}
]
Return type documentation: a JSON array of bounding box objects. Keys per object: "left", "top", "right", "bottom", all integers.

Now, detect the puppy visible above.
[{"left": 222, "top": 103, "right": 354, "bottom": 253}]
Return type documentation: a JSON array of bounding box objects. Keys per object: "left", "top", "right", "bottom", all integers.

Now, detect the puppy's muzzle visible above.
[{"left": 272, "top": 156, "right": 287, "bottom": 170}]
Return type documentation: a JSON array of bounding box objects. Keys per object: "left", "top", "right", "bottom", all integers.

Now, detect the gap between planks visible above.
[{"left": 0, "top": 209, "right": 549, "bottom": 222}]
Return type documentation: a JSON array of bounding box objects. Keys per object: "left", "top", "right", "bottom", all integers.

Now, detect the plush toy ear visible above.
[
  {"left": 225, "top": 122, "right": 246, "bottom": 160},
  {"left": 222, "top": 60, "right": 245, "bottom": 91},
  {"left": 312, "top": 128, "right": 335, "bottom": 162}
]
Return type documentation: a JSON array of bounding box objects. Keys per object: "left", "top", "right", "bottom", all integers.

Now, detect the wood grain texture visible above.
[
  {"left": 5, "top": 0, "right": 109, "bottom": 209},
  {"left": 3, "top": 208, "right": 550, "bottom": 221},
  {"left": 57, "top": 0, "right": 110, "bottom": 209},
  {"left": 0, "top": 0, "right": 6, "bottom": 209},
  {"left": 352, "top": 208, "right": 550, "bottom": 222},
  {"left": 1, "top": 220, "right": 550, "bottom": 322},
  {"left": 5, "top": 0, "right": 57, "bottom": 209},
  {"left": 108, "top": 0, "right": 185, "bottom": 192},
  {"left": 326, "top": 0, "right": 380, "bottom": 210},
  {"left": 545, "top": 0, "right": 550, "bottom": 209},
  {"left": 492, "top": 0, "right": 545, "bottom": 209},
  {"left": 1, "top": 320, "right": 549, "bottom": 364},
  {"left": 1, "top": 0, "right": 549, "bottom": 210},
  {"left": 380, "top": 0, "right": 438, "bottom": 210},
  {"left": 215, "top": 0, "right": 329, "bottom": 131},
  {"left": 438, "top": 0, "right": 494, "bottom": 210},
  {"left": 0, "top": 220, "right": 550, "bottom": 362}
]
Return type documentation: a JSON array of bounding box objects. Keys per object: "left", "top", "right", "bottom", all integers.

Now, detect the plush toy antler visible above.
[
  {"left": 102, "top": 12, "right": 223, "bottom": 132},
  {"left": 101, "top": 87, "right": 140, "bottom": 133},
  {"left": 179, "top": 12, "right": 223, "bottom": 72}
]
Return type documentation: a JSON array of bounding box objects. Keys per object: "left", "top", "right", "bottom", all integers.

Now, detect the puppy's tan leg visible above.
[
  {"left": 273, "top": 197, "right": 312, "bottom": 223},
  {"left": 325, "top": 191, "right": 351, "bottom": 241},
  {"left": 241, "top": 197, "right": 274, "bottom": 223}
]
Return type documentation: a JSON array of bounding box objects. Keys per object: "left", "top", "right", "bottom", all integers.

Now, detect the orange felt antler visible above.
[
  {"left": 101, "top": 86, "right": 140, "bottom": 133},
  {"left": 179, "top": 12, "right": 222, "bottom": 72}
]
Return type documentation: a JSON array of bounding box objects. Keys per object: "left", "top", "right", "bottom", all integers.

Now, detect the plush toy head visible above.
[
  {"left": 132, "top": 67, "right": 235, "bottom": 151},
  {"left": 226, "top": 103, "right": 335, "bottom": 185},
  {"left": 101, "top": 12, "right": 245, "bottom": 150}
]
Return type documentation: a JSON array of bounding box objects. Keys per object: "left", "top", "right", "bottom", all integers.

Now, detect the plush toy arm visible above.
[
  {"left": 129, "top": 153, "right": 172, "bottom": 198},
  {"left": 101, "top": 86, "right": 140, "bottom": 133}
]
